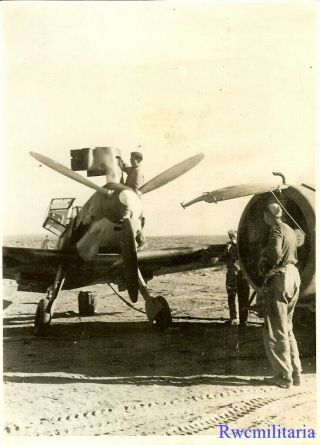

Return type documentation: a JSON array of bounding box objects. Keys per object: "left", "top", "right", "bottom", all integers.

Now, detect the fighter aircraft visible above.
[
  {"left": 3, "top": 147, "right": 226, "bottom": 336},
  {"left": 181, "top": 173, "right": 315, "bottom": 313}
]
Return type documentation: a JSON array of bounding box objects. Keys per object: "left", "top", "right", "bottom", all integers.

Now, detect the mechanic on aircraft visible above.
[
  {"left": 259, "top": 203, "right": 301, "bottom": 389},
  {"left": 221, "top": 230, "right": 250, "bottom": 326},
  {"left": 117, "top": 151, "right": 144, "bottom": 197},
  {"left": 117, "top": 151, "right": 147, "bottom": 249}
]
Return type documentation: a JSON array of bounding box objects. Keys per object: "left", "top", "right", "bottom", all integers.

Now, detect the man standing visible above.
[
  {"left": 260, "top": 203, "right": 302, "bottom": 389},
  {"left": 41, "top": 235, "right": 50, "bottom": 249},
  {"left": 222, "top": 230, "right": 250, "bottom": 326}
]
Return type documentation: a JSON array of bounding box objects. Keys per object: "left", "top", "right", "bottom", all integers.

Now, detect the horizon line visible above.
[{"left": 3, "top": 232, "right": 228, "bottom": 238}]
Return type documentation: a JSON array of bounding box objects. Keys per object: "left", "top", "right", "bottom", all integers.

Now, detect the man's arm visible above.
[
  {"left": 117, "top": 156, "right": 130, "bottom": 173},
  {"left": 220, "top": 242, "right": 230, "bottom": 262},
  {"left": 263, "top": 225, "right": 283, "bottom": 266}
]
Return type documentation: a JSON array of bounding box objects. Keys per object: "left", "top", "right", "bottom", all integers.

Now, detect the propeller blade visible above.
[
  {"left": 140, "top": 153, "right": 204, "bottom": 194},
  {"left": 30, "top": 151, "right": 109, "bottom": 196},
  {"left": 121, "top": 218, "right": 139, "bottom": 303}
]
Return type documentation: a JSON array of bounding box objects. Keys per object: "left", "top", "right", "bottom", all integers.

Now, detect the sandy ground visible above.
[{"left": 3, "top": 268, "right": 317, "bottom": 436}]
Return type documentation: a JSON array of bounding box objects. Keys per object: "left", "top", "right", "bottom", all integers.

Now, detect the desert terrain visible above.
[{"left": 3, "top": 236, "right": 317, "bottom": 436}]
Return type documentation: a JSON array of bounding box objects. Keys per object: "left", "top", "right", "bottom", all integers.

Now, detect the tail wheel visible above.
[
  {"left": 34, "top": 298, "right": 51, "bottom": 336},
  {"left": 78, "top": 291, "right": 97, "bottom": 316},
  {"left": 154, "top": 296, "right": 172, "bottom": 332}
]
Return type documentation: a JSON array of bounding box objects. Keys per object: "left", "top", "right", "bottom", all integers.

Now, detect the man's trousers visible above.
[{"left": 263, "top": 264, "right": 302, "bottom": 379}]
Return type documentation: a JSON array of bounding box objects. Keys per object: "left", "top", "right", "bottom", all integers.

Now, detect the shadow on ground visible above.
[
  {"left": 3, "top": 312, "right": 124, "bottom": 326},
  {"left": 3, "top": 317, "right": 315, "bottom": 384}
]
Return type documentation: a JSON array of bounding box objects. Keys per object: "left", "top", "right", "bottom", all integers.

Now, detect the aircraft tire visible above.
[
  {"left": 154, "top": 296, "right": 172, "bottom": 332},
  {"left": 78, "top": 291, "right": 97, "bottom": 316},
  {"left": 34, "top": 298, "right": 51, "bottom": 336}
]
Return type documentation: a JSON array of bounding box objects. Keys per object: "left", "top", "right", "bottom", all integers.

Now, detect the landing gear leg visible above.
[
  {"left": 34, "top": 264, "right": 65, "bottom": 336},
  {"left": 138, "top": 269, "right": 172, "bottom": 331}
]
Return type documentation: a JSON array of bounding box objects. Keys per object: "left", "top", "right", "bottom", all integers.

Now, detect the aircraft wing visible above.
[
  {"left": 3, "top": 244, "right": 225, "bottom": 292},
  {"left": 2, "top": 246, "right": 118, "bottom": 292},
  {"left": 67, "top": 245, "right": 226, "bottom": 288},
  {"left": 138, "top": 245, "right": 225, "bottom": 275}
]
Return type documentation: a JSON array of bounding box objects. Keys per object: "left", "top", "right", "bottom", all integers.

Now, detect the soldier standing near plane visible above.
[
  {"left": 222, "top": 230, "right": 250, "bottom": 326},
  {"left": 41, "top": 235, "right": 50, "bottom": 249},
  {"left": 117, "top": 151, "right": 146, "bottom": 248},
  {"left": 259, "top": 203, "right": 302, "bottom": 389}
]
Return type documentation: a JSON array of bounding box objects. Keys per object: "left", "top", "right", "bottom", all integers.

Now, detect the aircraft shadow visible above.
[{"left": 3, "top": 320, "right": 316, "bottom": 385}]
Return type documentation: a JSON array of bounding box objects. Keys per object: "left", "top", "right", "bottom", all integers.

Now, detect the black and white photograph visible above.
[{"left": 2, "top": 1, "right": 317, "bottom": 441}]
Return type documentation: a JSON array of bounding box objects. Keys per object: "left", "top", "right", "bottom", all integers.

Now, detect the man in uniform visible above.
[
  {"left": 222, "top": 230, "right": 250, "bottom": 326},
  {"left": 259, "top": 203, "right": 302, "bottom": 389},
  {"left": 118, "top": 151, "right": 146, "bottom": 249}
]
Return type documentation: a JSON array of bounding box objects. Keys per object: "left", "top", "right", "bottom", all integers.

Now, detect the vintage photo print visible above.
[{"left": 2, "top": 1, "right": 317, "bottom": 443}]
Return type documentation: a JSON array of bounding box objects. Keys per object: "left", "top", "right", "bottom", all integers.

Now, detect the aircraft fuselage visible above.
[{"left": 58, "top": 187, "right": 143, "bottom": 260}]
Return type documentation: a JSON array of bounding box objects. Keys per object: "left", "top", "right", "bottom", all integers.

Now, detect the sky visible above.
[{"left": 2, "top": 1, "right": 317, "bottom": 237}]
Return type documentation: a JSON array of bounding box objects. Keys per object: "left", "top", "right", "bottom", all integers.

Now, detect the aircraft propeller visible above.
[
  {"left": 30, "top": 152, "right": 110, "bottom": 196},
  {"left": 140, "top": 153, "right": 204, "bottom": 194},
  {"left": 30, "top": 150, "right": 204, "bottom": 304},
  {"left": 30, "top": 151, "right": 204, "bottom": 197}
]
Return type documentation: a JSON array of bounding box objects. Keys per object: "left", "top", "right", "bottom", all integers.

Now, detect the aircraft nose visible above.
[{"left": 118, "top": 190, "right": 142, "bottom": 219}]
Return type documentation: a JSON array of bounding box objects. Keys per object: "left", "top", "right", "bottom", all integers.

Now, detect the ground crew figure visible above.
[
  {"left": 260, "top": 203, "right": 302, "bottom": 389},
  {"left": 41, "top": 235, "right": 49, "bottom": 249},
  {"left": 117, "top": 151, "right": 147, "bottom": 249},
  {"left": 221, "top": 230, "right": 250, "bottom": 326},
  {"left": 118, "top": 151, "right": 144, "bottom": 196}
]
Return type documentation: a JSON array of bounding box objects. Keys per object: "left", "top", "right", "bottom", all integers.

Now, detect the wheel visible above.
[
  {"left": 34, "top": 298, "right": 51, "bottom": 336},
  {"left": 154, "top": 296, "right": 172, "bottom": 332},
  {"left": 78, "top": 291, "right": 97, "bottom": 316}
]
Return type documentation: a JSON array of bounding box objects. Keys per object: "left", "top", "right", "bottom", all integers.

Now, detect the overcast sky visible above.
[{"left": 2, "top": 2, "right": 316, "bottom": 237}]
